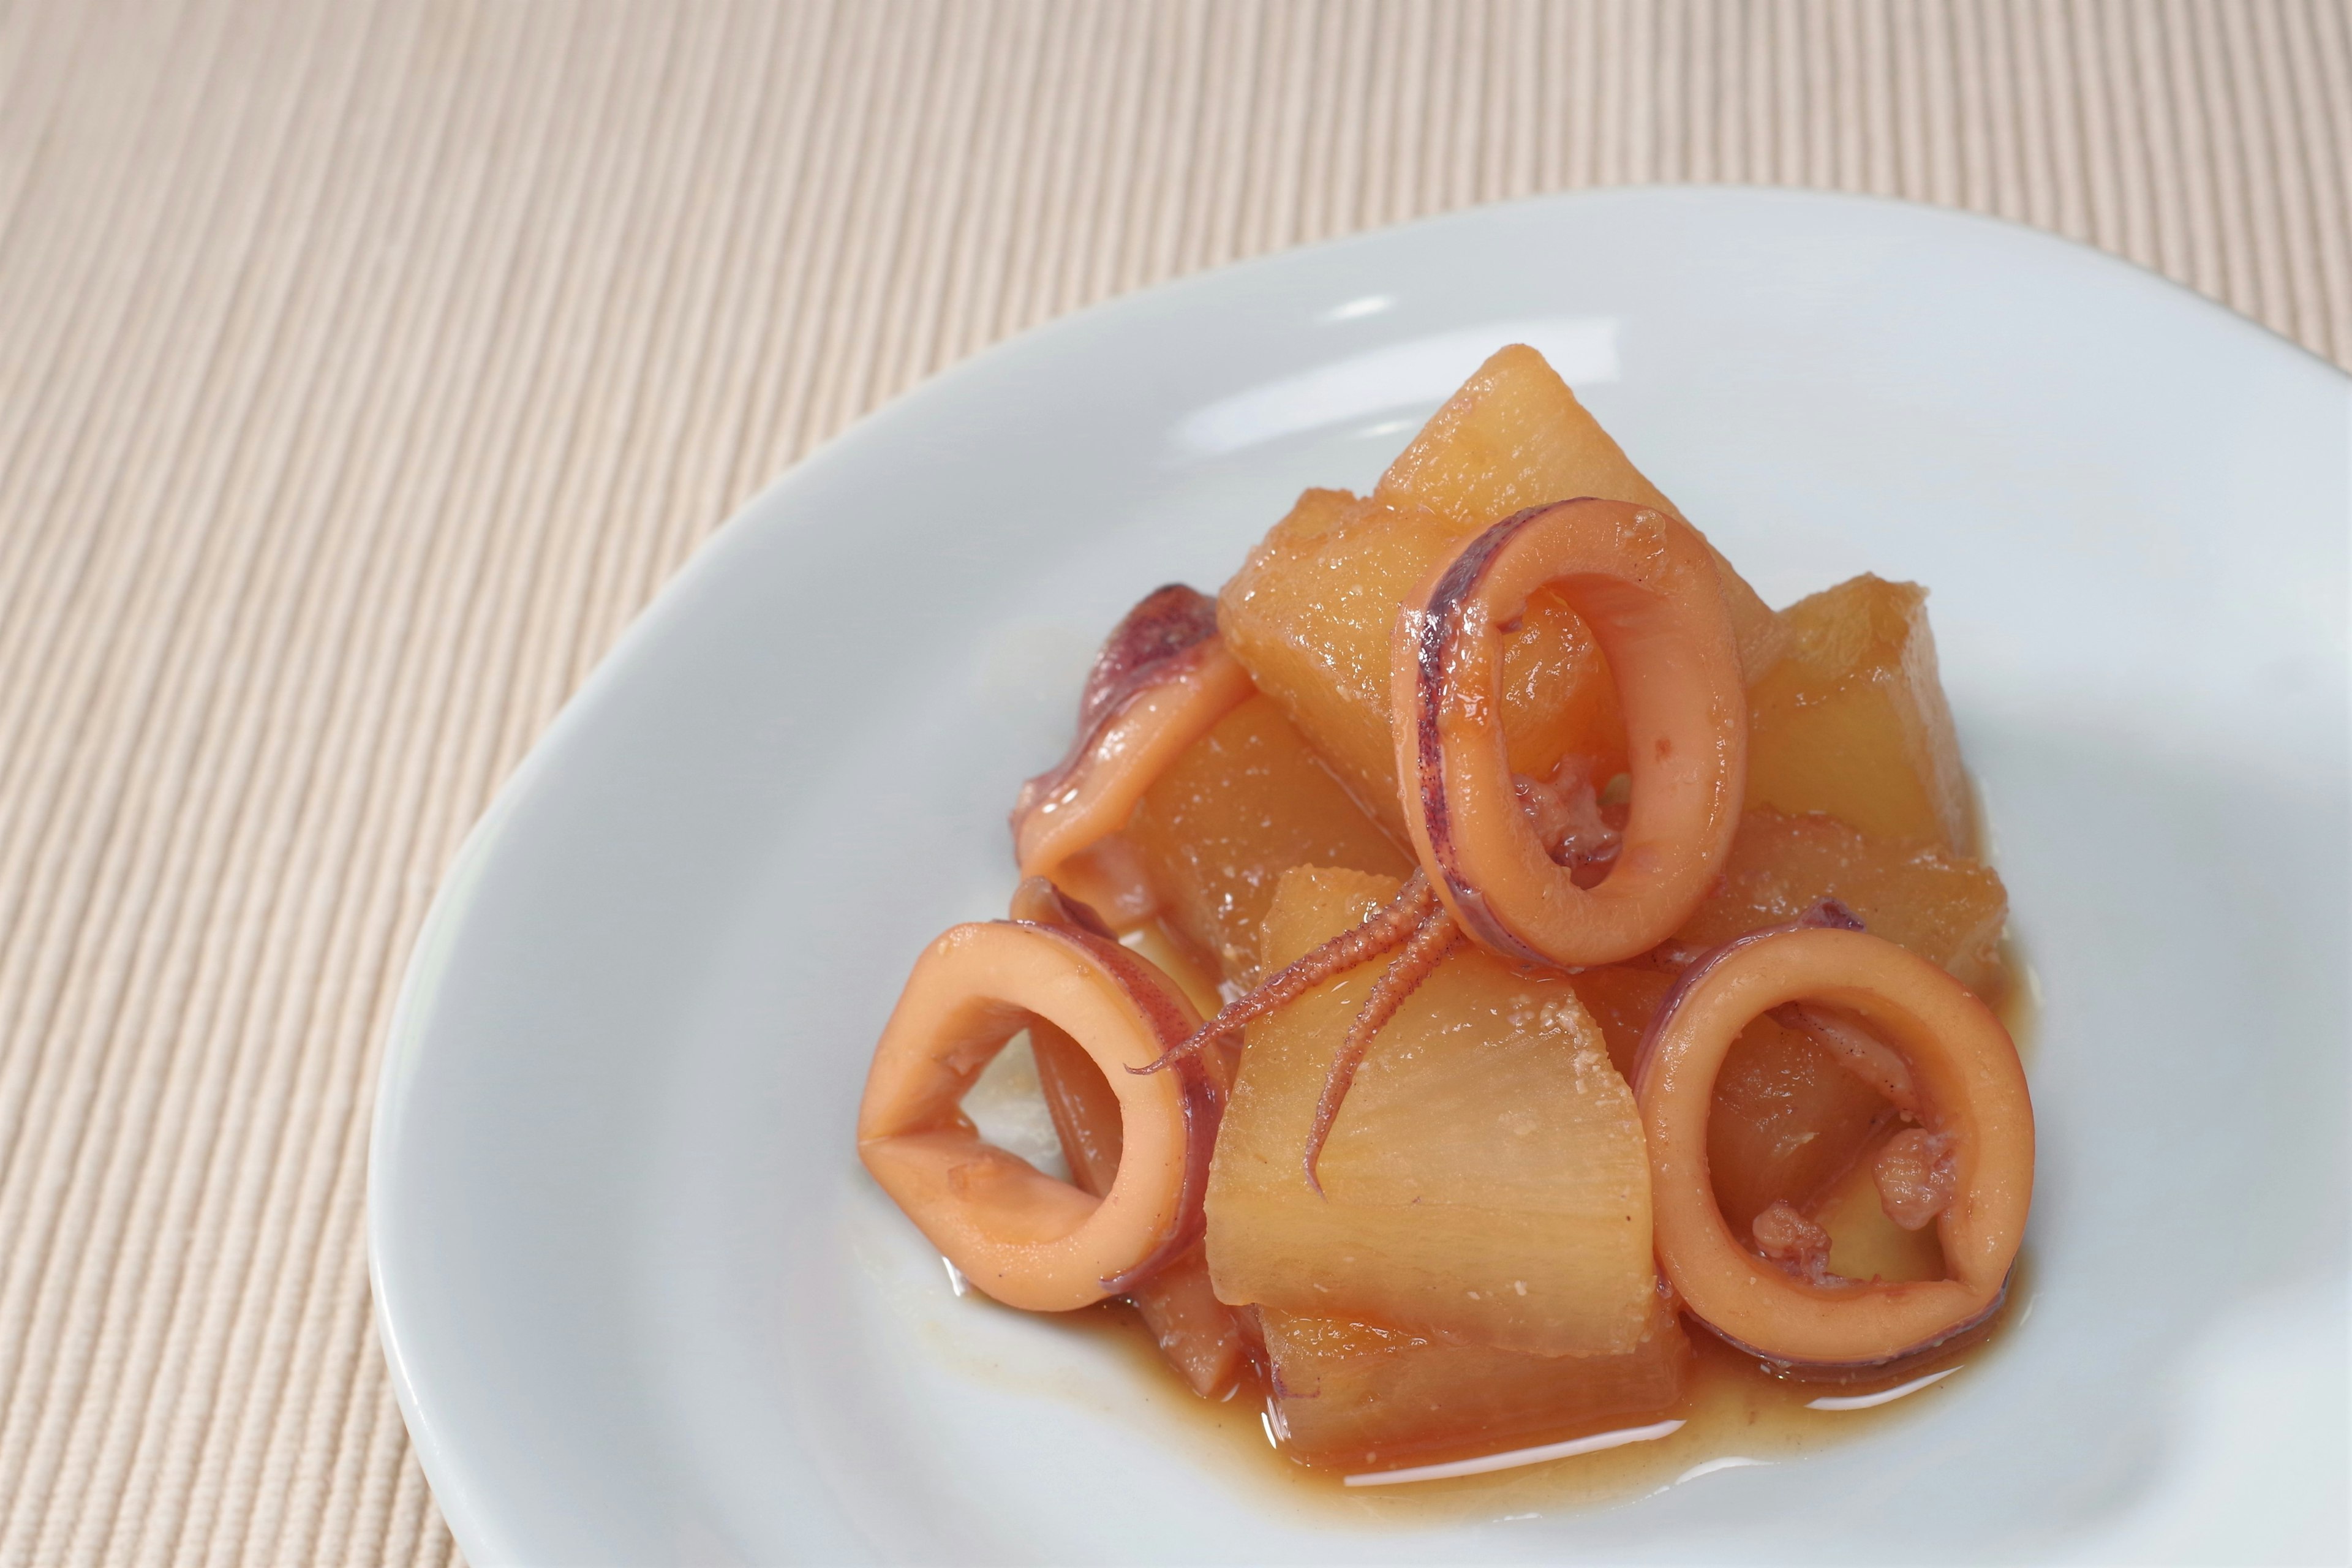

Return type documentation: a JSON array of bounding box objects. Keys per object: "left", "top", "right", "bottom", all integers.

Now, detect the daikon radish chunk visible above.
[
  {"left": 1814, "top": 1129, "right": 1948, "bottom": 1285},
  {"left": 1564, "top": 964, "right": 1676, "bottom": 1083},
  {"left": 1672, "top": 808, "right": 2008, "bottom": 998},
  {"left": 1261, "top": 1298, "right": 1689, "bottom": 1471},
  {"left": 1745, "top": 576, "right": 1975, "bottom": 854},
  {"left": 1204, "top": 868, "right": 1655, "bottom": 1357},
  {"left": 1372, "top": 343, "right": 1784, "bottom": 679},
  {"left": 1218, "top": 491, "right": 1624, "bottom": 837},
  {"left": 1704, "top": 1012, "right": 1894, "bottom": 1237},
  {"left": 1126, "top": 694, "right": 1411, "bottom": 984},
  {"left": 1218, "top": 347, "right": 1784, "bottom": 844}
]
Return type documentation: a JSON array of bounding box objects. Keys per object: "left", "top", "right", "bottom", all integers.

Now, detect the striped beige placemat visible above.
[{"left": 0, "top": 1, "right": 2343, "bottom": 1562}]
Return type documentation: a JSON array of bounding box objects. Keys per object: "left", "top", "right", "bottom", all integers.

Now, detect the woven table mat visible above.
[{"left": 0, "top": 1, "right": 2344, "bottom": 1562}]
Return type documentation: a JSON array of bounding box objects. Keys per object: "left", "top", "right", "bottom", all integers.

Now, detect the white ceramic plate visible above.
[{"left": 370, "top": 188, "right": 2350, "bottom": 1566}]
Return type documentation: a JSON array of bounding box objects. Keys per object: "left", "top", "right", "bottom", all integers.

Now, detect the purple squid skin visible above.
[
  {"left": 1009, "top": 583, "right": 1224, "bottom": 843},
  {"left": 1630, "top": 900, "right": 1866, "bottom": 1091},
  {"left": 1008, "top": 918, "right": 1224, "bottom": 1298},
  {"left": 1694, "top": 1272, "right": 2012, "bottom": 1384},
  {"left": 1401, "top": 505, "right": 1566, "bottom": 969}
]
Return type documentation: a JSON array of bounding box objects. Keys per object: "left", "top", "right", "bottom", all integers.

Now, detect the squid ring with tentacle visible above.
[
  {"left": 857, "top": 920, "right": 1221, "bottom": 1311},
  {"left": 1394, "top": 499, "right": 1747, "bottom": 968},
  {"left": 1635, "top": 921, "right": 2034, "bottom": 1369},
  {"left": 1152, "top": 502, "right": 1758, "bottom": 1186}
]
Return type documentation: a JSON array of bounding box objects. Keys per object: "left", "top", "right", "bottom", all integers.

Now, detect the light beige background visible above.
[{"left": 0, "top": 1, "right": 2345, "bottom": 1562}]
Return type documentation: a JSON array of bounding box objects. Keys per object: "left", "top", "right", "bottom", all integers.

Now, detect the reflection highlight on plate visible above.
[
  {"left": 1168, "top": 317, "right": 1619, "bottom": 456},
  {"left": 1803, "top": 1365, "right": 1960, "bottom": 1412},
  {"left": 1675, "top": 1455, "right": 1773, "bottom": 1485},
  {"left": 1342, "top": 1418, "right": 1685, "bottom": 1488}
]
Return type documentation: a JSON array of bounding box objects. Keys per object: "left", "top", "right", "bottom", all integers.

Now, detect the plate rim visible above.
[{"left": 365, "top": 181, "right": 2351, "bottom": 1564}]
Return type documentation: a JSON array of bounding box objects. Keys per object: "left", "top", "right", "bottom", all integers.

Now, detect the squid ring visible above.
[
  {"left": 1012, "top": 586, "right": 1254, "bottom": 918},
  {"left": 856, "top": 919, "right": 1218, "bottom": 1311},
  {"left": 1635, "top": 923, "right": 2034, "bottom": 1368},
  {"left": 1393, "top": 500, "right": 1746, "bottom": 968}
]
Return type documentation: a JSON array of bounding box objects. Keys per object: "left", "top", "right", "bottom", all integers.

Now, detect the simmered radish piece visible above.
[
  {"left": 1813, "top": 1129, "right": 1947, "bottom": 1285},
  {"left": 1261, "top": 1300, "right": 1690, "bottom": 1471},
  {"left": 1204, "top": 868, "right": 1655, "bottom": 1357},
  {"left": 1125, "top": 694, "right": 1412, "bottom": 982},
  {"left": 1705, "top": 1013, "right": 1893, "bottom": 1237},
  {"left": 1373, "top": 344, "right": 1785, "bottom": 679},
  {"left": 1374, "top": 345, "right": 1678, "bottom": 525},
  {"left": 1672, "top": 808, "right": 2008, "bottom": 997},
  {"left": 1562, "top": 965, "right": 1675, "bottom": 1081},
  {"left": 1029, "top": 1018, "right": 1248, "bottom": 1396},
  {"left": 1264, "top": 484, "right": 1355, "bottom": 545},
  {"left": 1746, "top": 575, "right": 1975, "bottom": 854},
  {"left": 1218, "top": 490, "right": 1626, "bottom": 837},
  {"left": 1219, "top": 347, "right": 1787, "bottom": 841}
]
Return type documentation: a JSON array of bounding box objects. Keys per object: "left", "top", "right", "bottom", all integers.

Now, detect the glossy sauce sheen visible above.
[
  {"left": 1038, "top": 950, "right": 2034, "bottom": 1517},
  {"left": 1064, "top": 1294, "right": 2015, "bottom": 1518}
]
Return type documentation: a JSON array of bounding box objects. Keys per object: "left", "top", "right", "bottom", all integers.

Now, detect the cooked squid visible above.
[
  {"left": 856, "top": 918, "right": 1220, "bottom": 1310},
  {"left": 852, "top": 341, "right": 2037, "bottom": 1482},
  {"left": 1010, "top": 584, "right": 1254, "bottom": 924},
  {"left": 1154, "top": 496, "right": 1752, "bottom": 1158},
  {"left": 1395, "top": 498, "right": 1747, "bottom": 970},
  {"left": 1634, "top": 911, "right": 2033, "bottom": 1370}
]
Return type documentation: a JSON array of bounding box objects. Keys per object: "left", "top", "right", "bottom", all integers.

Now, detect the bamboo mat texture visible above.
[{"left": 0, "top": 1, "right": 2345, "bottom": 1562}]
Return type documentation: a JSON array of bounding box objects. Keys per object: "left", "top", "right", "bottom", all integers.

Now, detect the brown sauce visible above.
[
  {"left": 1052, "top": 1280, "right": 2019, "bottom": 1521},
  {"left": 980, "top": 952, "right": 2038, "bottom": 1519}
]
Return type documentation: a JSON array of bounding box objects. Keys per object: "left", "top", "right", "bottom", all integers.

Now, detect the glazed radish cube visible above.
[
  {"left": 1672, "top": 808, "right": 2010, "bottom": 998},
  {"left": 1261, "top": 1299, "right": 1689, "bottom": 1471},
  {"left": 1125, "top": 693, "right": 1412, "bottom": 984},
  {"left": 1561, "top": 963, "right": 1676, "bottom": 1082},
  {"left": 1704, "top": 1012, "right": 1895, "bottom": 1237},
  {"left": 1204, "top": 869, "right": 1656, "bottom": 1357},
  {"left": 1374, "top": 345, "right": 1679, "bottom": 527},
  {"left": 1218, "top": 347, "right": 1787, "bottom": 840},
  {"left": 1746, "top": 575, "right": 1977, "bottom": 854},
  {"left": 1029, "top": 1018, "right": 1248, "bottom": 1398},
  {"left": 1372, "top": 343, "right": 1785, "bottom": 679},
  {"left": 1217, "top": 489, "right": 1625, "bottom": 837},
  {"left": 1813, "top": 1128, "right": 1947, "bottom": 1284}
]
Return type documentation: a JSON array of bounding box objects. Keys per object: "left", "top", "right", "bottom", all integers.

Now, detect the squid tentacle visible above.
[
  {"left": 1134, "top": 871, "right": 1436, "bottom": 1076},
  {"left": 1303, "top": 903, "right": 1461, "bottom": 1194}
]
